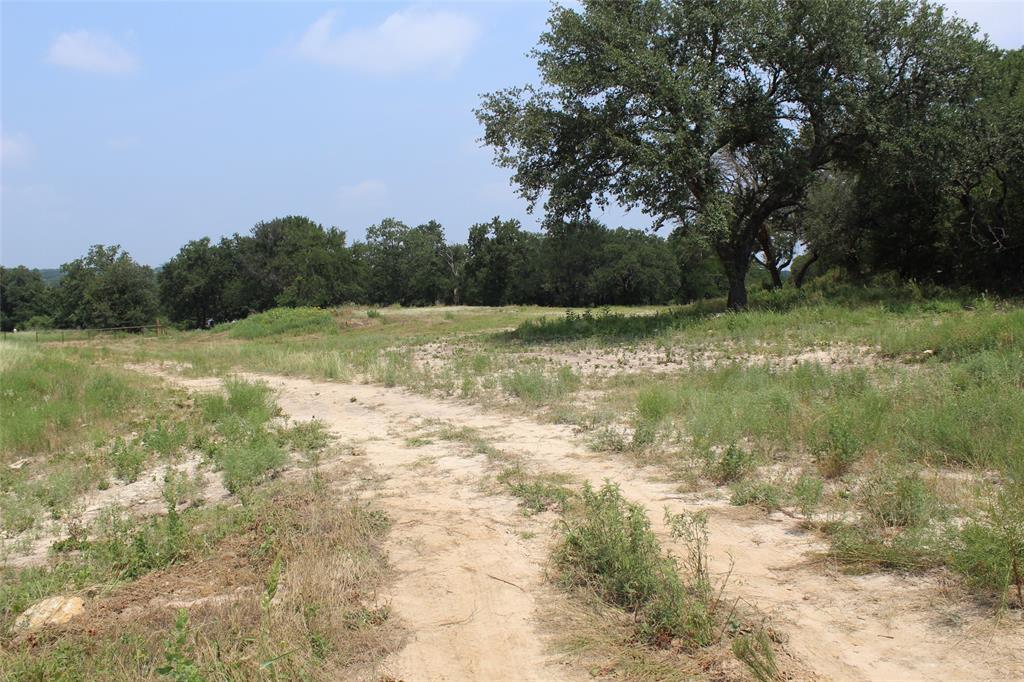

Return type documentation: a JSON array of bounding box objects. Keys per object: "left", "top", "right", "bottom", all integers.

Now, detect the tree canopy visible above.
[{"left": 477, "top": 0, "right": 992, "bottom": 308}]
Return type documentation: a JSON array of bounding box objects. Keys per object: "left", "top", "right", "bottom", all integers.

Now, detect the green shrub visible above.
[
  {"left": 730, "top": 481, "right": 783, "bottom": 511},
  {"left": 632, "top": 385, "right": 676, "bottom": 448},
  {"left": 218, "top": 436, "right": 286, "bottom": 493},
  {"left": 109, "top": 438, "right": 148, "bottom": 482},
  {"left": 709, "top": 444, "right": 755, "bottom": 484},
  {"left": 812, "top": 411, "right": 864, "bottom": 478},
  {"left": 502, "top": 366, "right": 580, "bottom": 405},
  {"left": 496, "top": 465, "right": 572, "bottom": 514},
  {"left": 792, "top": 474, "right": 824, "bottom": 519},
  {"left": 862, "top": 470, "right": 936, "bottom": 528},
  {"left": 556, "top": 483, "right": 713, "bottom": 647},
  {"left": 950, "top": 491, "right": 1024, "bottom": 606}
]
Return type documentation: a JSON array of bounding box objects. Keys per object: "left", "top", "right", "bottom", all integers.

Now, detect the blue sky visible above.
[{"left": 2, "top": 1, "right": 1022, "bottom": 268}]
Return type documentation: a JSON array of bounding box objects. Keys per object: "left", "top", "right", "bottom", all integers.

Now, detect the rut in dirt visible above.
[{"left": 139, "top": 367, "right": 1024, "bottom": 682}]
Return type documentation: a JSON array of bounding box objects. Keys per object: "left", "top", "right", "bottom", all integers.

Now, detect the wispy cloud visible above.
[
  {"left": 1, "top": 132, "right": 33, "bottom": 166},
  {"left": 47, "top": 30, "right": 139, "bottom": 75},
  {"left": 337, "top": 179, "right": 388, "bottom": 203},
  {"left": 295, "top": 9, "right": 479, "bottom": 76}
]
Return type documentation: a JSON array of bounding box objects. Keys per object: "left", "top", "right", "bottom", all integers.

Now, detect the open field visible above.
[{"left": 2, "top": 285, "right": 1023, "bottom": 680}]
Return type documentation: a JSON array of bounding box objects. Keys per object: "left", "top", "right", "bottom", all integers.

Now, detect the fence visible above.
[{"left": 0, "top": 321, "right": 165, "bottom": 343}]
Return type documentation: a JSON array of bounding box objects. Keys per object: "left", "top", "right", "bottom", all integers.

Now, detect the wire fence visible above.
[{"left": 0, "top": 321, "right": 165, "bottom": 343}]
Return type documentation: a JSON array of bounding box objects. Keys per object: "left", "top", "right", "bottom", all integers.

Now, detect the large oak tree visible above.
[{"left": 477, "top": 0, "right": 989, "bottom": 308}]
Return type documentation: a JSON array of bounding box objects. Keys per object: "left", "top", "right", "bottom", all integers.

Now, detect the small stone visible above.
[{"left": 15, "top": 596, "right": 85, "bottom": 631}]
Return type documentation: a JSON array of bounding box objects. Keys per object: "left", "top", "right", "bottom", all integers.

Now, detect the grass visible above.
[
  {"left": 221, "top": 306, "right": 337, "bottom": 339},
  {"left": 556, "top": 482, "right": 716, "bottom": 648}
]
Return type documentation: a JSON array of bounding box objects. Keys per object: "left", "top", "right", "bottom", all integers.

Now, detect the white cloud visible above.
[
  {"left": 337, "top": 179, "right": 388, "bottom": 203},
  {"left": 295, "top": 9, "right": 479, "bottom": 75},
  {"left": 1, "top": 132, "right": 33, "bottom": 166},
  {"left": 47, "top": 30, "right": 139, "bottom": 74}
]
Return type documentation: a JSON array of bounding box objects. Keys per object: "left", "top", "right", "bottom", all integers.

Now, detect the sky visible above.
[{"left": 2, "top": 1, "right": 1022, "bottom": 268}]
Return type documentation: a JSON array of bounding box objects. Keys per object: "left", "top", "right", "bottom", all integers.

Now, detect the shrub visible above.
[
  {"left": 730, "top": 481, "right": 783, "bottom": 511},
  {"left": 219, "top": 436, "right": 286, "bottom": 493},
  {"left": 792, "top": 474, "right": 824, "bottom": 519},
  {"left": 812, "top": 411, "right": 864, "bottom": 478},
  {"left": 862, "top": 469, "right": 936, "bottom": 528},
  {"left": 632, "top": 385, "right": 676, "bottom": 448},
  {"left": 708, "top": 444, "right": 755, "bottom": 484},
  {"left": 556, "top": 483, "right": 713, "bottom": 647},
  {"left": 109, "top": 438, "right": 148, "bottom": 482},
  {"left": 732, "top": 630, "right": 780, "bottom": 682},
  {"left": 950, "top": 491, "right": 1024, "bottom": 606}
]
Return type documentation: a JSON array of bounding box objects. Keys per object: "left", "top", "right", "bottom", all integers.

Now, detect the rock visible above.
[{"left": 15, "top": 595, "right": 85, "bottom": 631}]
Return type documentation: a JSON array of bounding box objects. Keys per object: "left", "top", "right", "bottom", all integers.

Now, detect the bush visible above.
[
  {"left": 862, "top": 469, "right": 936, "bottom": 528},
  {"left": 556, "top": 483, "right": 713, "bottom": 647},
  {"left": 708, "top": 444, "right": 755, "bottom": 484},
  {"left": 730, "top": 481, "right": 783, "bottom": 511},
  {"left": 108, "top": 438, "right": 148, "bottom": 482},
  {"left": 632, "top": 385, "right": 676, "bottom": 448},
  {"left": 792, "top": 474, "right": 824, "bottom": 519},
  {"left": 950, "top": 491, "right": 1024, "bottom": 606}
]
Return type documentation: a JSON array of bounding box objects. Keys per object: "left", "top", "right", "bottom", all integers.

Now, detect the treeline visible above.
[{"left": 0, "top": 216, "right": 732, "bottom": 331}]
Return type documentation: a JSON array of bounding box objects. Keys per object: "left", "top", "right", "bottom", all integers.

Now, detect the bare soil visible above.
[{"left": 96, "top": 365, "right": 1024, "bottom": 679}]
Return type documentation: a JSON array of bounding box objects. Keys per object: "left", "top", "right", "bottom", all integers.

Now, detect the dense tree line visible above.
[{"left": 2, "top": 0, "right": 1020, "bottom": 330}]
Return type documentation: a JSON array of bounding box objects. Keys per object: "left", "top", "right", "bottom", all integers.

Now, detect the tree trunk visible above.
[
  {"left": 727, "top": 271, "right": 748, "bottom": 310},
  {"left": 793, "top": 251, "right": 819, "bottom": 288},
  {"left": 757, "top": 228, "right": 784, "bottom": 289}
]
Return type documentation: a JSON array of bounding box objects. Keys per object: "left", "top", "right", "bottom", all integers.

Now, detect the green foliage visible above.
[
  {"left": 109, "top": 438, "right": 148, "bottom": 482},
  {"left": 55, "top": 244, "right": 159, "bottom": 329},
  {"left": 0, "top": 266, "right": 54, "bottom": 332},
  {"left": 730, "top": 481, "right": 783, "bottom": 511},
  {"left": 496, "top": 464, "right": 573, "bottom": 514},
  {"left": 557, "top": 483, "right": 713, "bottom": 647},
  {"left": 792, "top": 474, "right": 825, "bottom": 519},
  {"left": 951, "top": 491, "right": 1024, "bottom": 606},
  {"left": 862, "top": 470, "right": 937, "bottom": 528},
  {"left": 632, "top": 385, "right": 676, "bottom": 448},
  {"left": 709, "top": 444, "right": 756, "bottom": 484},
  {"left": 225, "top": 307, "right": 336, "bottom": 339},
  {"left": 157, "top": 609, "right": 205, "bottom": 681},
  {"left": 501, "top": 365, "right": 580, "bottom": 405}
]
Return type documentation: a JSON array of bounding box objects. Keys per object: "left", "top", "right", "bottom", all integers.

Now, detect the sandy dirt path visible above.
[{"left": 138, "top": 367, "right": 1024, "bottom": 682}]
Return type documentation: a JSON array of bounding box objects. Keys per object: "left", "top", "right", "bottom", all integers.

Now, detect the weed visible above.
[
  {"left": 862, "top": 469, "right": 937, "bottom": 528},
  {"left": 708, "top": 444, "right": 755, "bottom": 484},
  {"left": 732, "top": 630, "right": 780, "bottom": 682},
  {"left": 366, "top": 309, "right": 383, "bottom": 319},
  {"left": 632, "top": 385, "right": 676, "bottom": 448},
  {"left": 792, "top": 474, "right": 825, "bottom": 519},
  {"left": 730, "top": 481, "right": 784, "bottom": 511},
  {"left": 109, "top": 438, "right": 148, "bottom": 482},
  {"left": 496, "top": 464, "right": 573, "bottom": 514},
  {"left": 557, "top": 483, "right": 713, "bottom": 647},
  {"left": 502, "top": 365, "right": 580, "bottom": 405},
  {"left": 218, "top": 436, "right": 286, "bottom": 493},
  {"left": 156, "top": 609, "right": 203, "bottom": 682},
  {"left": 950, "top": 490, "right": 1024, "bottom": 607},
  {"left": 224, "top": 307, "right": 336, "bottom": 339},
  {"left": 812, "top": 410, "right": 864, "bottom": 478}
]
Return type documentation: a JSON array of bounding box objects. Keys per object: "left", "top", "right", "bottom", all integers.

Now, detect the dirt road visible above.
[{"left": 141, "top": 367, "right": 1024, "bottom": 681}]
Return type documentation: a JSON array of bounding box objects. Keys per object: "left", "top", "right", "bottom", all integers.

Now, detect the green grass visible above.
[
  {"left": 556, "top": 482, "right": 715, "bottom": 647},
  {"left": 221, "top": 307, "right": 337, "bottom": 339}
]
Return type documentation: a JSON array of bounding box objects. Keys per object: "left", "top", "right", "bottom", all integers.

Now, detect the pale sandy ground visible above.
[{"left": 16, "top": 363, "right": 1024, "bottom": 681}]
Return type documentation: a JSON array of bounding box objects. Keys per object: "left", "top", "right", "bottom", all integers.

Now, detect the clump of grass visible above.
[
  {"left": 730, "top": 481, "right": 783, "bottom": 511},
  {"left": 812, "top": 409, "right": 865, "bottom": 478},
  {"left": 632, "top": 385, "right": 676, "bottom": 448},
  {"left": 223, "top": 307, "right": 336, "bottom": 339},
  {"left": 277, "top": 419, "right": 330, "bottom": 457},
  {"left": 108, "top": 438, "right": 148, "bottom": 482},
  {"left": 501, "top": 365, "right": 580, "bottom": 405},
  {"left": 950, "top": 490, "right": 1024, "bottom": 607},
  {"left": 707, "top": 444, "right": 756, "bottom": 484},
  {"left": 732, "top": 630, "right": 780, "bottom": 682},
  {"left": 366, "top": 309, "right": 383, "bottom": 319},
  {"left": 496, "top": 464, "right": 573, "bottom": 514},
  {"left": 792, "top": 474, "right": 824, "bottom": 519},
  {"left": 861, "top": 469, "right": 937, "bottom": 528},
  {"left": 556, "top": 483, "right": 714, "bottom": 647}
]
